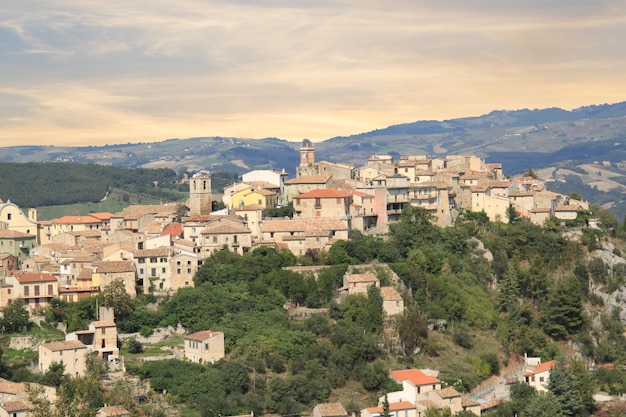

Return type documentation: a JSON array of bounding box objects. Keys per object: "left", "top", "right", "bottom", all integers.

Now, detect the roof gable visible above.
[
  {"left": 294, "top": 188, "right": 351, "bottom": 199},
  {"left": 391, "top": 368, "right": 440, "bottom": 386}
]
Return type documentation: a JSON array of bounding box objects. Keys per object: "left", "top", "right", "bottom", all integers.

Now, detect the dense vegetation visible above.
[
  {"left": 4, "top": 205, "right": 626, "bottom": 416},
  {"left": 0, "top": 163, "right": 186, "bottom": 208},
  {"left": 0, "top": 162, "right": 240, "bottom": 214}
]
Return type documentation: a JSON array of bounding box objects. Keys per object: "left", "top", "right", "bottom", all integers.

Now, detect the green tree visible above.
[
  {"left": 497, "top": 264, "right": 520, "bottom": 312},
  {"left": 523, "top": 392, "right": 565, "bottom": 417},
  {"left": 548, "top": 361, "right": 583, "bottom": 417},
  {"left": 126, "top": 337, "right": 144, "bottom": 354},
  {"left": 397, "top": 308, "right": 428, "bottom": 355},
  {"left": 524, "top": 168, "right": 538, "bottom": 179},
  {"left": 542, "top": 277, "right": 583, "bottom": 339},
  {"left": 100, "top": 278, "right": 135, "bottom": 331},
  {"left": 424, "top": 407, "right": 453, "bottom": 417},
  {"left": 382, "top": 394, "right": 391, "bottom": 417},
  {"left": 42, "top": 362, "right": 68, "bottom": 387},
  {"left": 506, "top": 205, "right": 520, "bottom": 224},
  {"left": 569, "top": 359, "right": 595, "bottom": 415},
  {"left": 0, "top": 298, "right": 29, "bottom": 333}
]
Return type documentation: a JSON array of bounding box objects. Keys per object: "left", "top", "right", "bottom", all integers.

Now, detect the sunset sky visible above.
[{"left": 1, "top": 0, "right": 626, "bottom": 147}]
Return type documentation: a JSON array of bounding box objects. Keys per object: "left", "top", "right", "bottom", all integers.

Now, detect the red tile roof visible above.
[
  {"left": 185, "top": 330, "right": 223, "bottom": 341},
  {"left": 13, "top": 272, "right": 57, "bottom": 283},
  {"left": 1, "top": 400, "right": 28, "bottom": 412},
  {"left": 294, "top": 188, "right": 352, "bottom": 199},
  {"left": 161, "top": 223, "right": 183, "bottom": 237},
  {"left": 391, "top": 369, "right": 440, "bottom": 385},
  {"left": 533, "top": 360, "right": 557, "bottom": 374},
  {"left": 381, "top": 286, "right": 402, "bottom": 301},
  {"left": 51, "top": 215, "right": 103, "bottom": 224},
  {"left": 88, "top": 212, "right": 113, "bottom": 221},
  {"left": 41, "top": 340, "right": 86, "bottom": 351},
  {"left": 367, "top": 401, "right": 416, "bottom": 413}
]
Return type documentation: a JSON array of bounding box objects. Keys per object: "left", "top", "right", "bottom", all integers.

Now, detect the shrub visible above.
[
  {"left": 127, "top": 337, "right": 144, "bottom": 354},
  {"left": 140, "top": 326, "right": 154, "bottom": 337},
  {"left": 452, "top": 327, "right": 474, "bottom": 349}
]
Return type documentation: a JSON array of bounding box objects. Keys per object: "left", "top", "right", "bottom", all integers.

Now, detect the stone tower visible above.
[
  {"left": 296, "top": 139, "right": 319, "bottom": 177},
  {"left": 189, "top": 170, "right": 212, "bottom": 216}
]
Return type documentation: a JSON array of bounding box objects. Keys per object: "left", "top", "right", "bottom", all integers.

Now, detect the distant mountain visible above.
[
  {"left": 4, "top": 101, "right": 626, "bottom": 218},
  {"left": 2, "top": 102, "right": 626, "bottom": 177}
]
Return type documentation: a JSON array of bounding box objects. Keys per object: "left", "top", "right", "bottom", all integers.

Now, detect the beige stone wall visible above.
[
  {"left": 294, "top": 197, "right": 350, "bottom": 220},
  {"left": 38, "top": 345, "right": 87, "bottom": 378},
  {"left": 168, "top": 253, "right": 197, "bottom": 291},
  {"left": 184, "top": 332, "right": 225, "bottom": 363},
  {"left": 383, "top": 299, "right": 404, "bottom": 316},
  {"left": 91, "top": 325, "right": 119, "bottom": 355},
  {"left": 98, "top": 272, "right": 136, "bottom": 297},
  {"left": 472, "top": 193, "right": 509, "bottom": 223}
]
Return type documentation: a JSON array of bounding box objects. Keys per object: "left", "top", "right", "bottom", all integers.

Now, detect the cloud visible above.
[{"left": 1, "top": 0, "right": 626, "bottom": 146}]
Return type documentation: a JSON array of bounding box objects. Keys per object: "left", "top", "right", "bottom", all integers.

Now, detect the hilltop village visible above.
[
  {"left": 0, "top": 140, "right": 589, "bottom": 301},
  {"left": 0, "top": 141, "right": 597, "bottom": 416}
]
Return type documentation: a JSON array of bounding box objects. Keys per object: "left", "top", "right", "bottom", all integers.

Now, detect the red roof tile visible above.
[
  {"left": 294, "top": 188, "right": 351, "bottom": 199},
  {"left": 185, "top": 330, "right": 223, "bottom": 341},
  {"left": 161, "top": 223, "right": 183, "bottom": 237},
  {"left": 533, "top": 360, "right": 557, "bottom": 374},
  {"left": 51, "top": 215, "right": 103, "bottom": 224},
  {"left": 391, "top": 369, "right": 440, "bottom": 385},
  {"left": 88, "top": 212, "right": 113, "bottom": 220},
  {"left": 41, "top": 340, "right": 86, "bottom": 351},
  {"left": 13, "top": 272, "right": 57, "bottom": 283},
  {"left": 1, "top": 400, "right": 28, "bottom": 412}
]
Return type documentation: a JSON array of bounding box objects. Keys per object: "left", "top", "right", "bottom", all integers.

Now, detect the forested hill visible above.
[
  {"left": 27, "top": 205, "right": 626, "bottom": 417},
  {"left": 0, "top": 163, "right": 239, "bottom": 209},
  {"left": 0, "top": 162, "right": 185, "bottom": 208}
]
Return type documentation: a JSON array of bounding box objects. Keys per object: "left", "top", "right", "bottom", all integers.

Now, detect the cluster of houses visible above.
[
  {"left": 353, "top": 358, "right": 561, "bottom": 417},
  {"left": 310, "top": 357, "right": 561, "bottom": 417},
  {"left": 0, "top": 143, "right": 590, "bottom": 415},
  {"left": 0, "top": 143, "right": 589, "bottom": 310}
]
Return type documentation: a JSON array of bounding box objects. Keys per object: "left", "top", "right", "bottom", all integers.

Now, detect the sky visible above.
[{"left": 1, "top": 1, "right": 626, "bottom": 147}]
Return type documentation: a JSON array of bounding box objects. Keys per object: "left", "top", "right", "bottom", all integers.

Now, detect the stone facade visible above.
[
  {"left": 184, "top": 330, "right": 225, "bottom": 364},
  {"left": 38, "top": 340, "right": 88, "bottom": 378}
]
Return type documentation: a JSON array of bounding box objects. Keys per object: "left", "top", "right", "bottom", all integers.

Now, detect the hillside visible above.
[{"left": 14, "top": 205, "right": 626, "bottom": 417}]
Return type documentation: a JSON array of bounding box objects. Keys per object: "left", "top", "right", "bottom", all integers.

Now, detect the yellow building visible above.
[
  {"left": 0, "top": 199, "right": 38, "bottom": 237},
  {"left": 230, "top": 187, "right": 277, "bottom": 209}
]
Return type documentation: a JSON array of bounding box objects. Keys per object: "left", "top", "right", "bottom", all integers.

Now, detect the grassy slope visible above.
[{"left": 35, "top": 189, "right": 184, "bottom": 221}]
